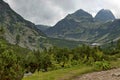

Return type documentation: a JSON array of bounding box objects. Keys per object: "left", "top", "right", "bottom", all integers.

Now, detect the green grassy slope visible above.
[{"left": 48, "top": 37, "right": 84, "bottom": 48}]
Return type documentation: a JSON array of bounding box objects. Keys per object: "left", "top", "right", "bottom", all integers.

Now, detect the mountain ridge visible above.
[
  {"left": 1, "top": 0, "right": 119, "bottom": 48},
  {"left": 45, "top": 9, "right": 119, "bottom": 44}
]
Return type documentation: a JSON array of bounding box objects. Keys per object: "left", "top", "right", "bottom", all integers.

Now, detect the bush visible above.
[
  {"left": 94, "top": 60, "right": 111, "bottom": 70},
  {"left": 0, "top": 49, "right": 24, "bottom": 80}
]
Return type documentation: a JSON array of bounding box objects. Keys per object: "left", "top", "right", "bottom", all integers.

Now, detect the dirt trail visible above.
[{"left": 74, "top": 68, "right": 120, "bottom": 80}]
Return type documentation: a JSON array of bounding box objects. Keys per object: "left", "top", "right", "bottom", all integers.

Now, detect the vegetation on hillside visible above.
[
  {"left": 1, "top": 26, "right": 120, "bottom": 80},
  {"left": 22, "top": 41, "right": 120, "bottom": 80}
]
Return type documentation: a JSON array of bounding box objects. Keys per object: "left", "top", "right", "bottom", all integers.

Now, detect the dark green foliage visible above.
[
  {"left": 54, "top": 48, "right": 69, "bottom": 67},
  {"left": 0, "top": 39, "right": 24, "bottom": 80},
  {"left": 116, "top": 39, "right": 120, "bottom": 50},
  {"left": 27, "top": 42, "right": 120, "bottom": 72},
  {"left": 29, "top": 45, "right": 105, "bottom": 72},
  {"left": 28, "top": 36, "right": 35, "bottom": 43},
  {"left": 102, "top": 39, "right": 120, "bottom": 55},
  {"left": 0, "top": 26, "right": 4, "bottom": 35},
  {"left": 33, "top": 50, "right": 52, "bottom": 72},
  {"left": 16, "top": 34, "right": 20, "bottom": 45},
  {"left": 0, "top": 26, "right": 5, "bottom": 39},
  {"left": 0, "top": 32, "right": 120, "bottom": 80}
]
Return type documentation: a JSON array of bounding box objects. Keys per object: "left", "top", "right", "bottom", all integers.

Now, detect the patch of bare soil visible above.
[{"left": 74, "top": 68, "right": 120, "bottom": 80}]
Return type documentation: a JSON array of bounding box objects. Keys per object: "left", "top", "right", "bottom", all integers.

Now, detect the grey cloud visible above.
[
  {"left": 75, "top": 0, "right": 120, "bottom": 18},
  {"left": 4, "top": 0, "right": 75, "bottom": 25},
  {"left": 4, "top": 0, "right": 120, "bottom": 25},
  {"left": 52, "top": 0, "right": 75, "bottom": 11}
]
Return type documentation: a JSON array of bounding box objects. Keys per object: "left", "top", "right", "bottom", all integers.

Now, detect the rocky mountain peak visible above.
[
  {"left": 95, "top": 9, "right": 115, "bottom": 22},
  {"left": 66, "top": 9, "right": 93, "bottom": 22},
  {"left": 73, "top": 9, "right": 92, "bottom": 18}
]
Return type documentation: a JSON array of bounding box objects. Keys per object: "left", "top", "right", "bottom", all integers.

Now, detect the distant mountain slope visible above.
[
  {"left": 0, "top": 0, "right": 46, "bottom": 50},
  {"left": 45, "top": 9, "right": 94, "bottom": 40},
  {"left": 35, "top": 25, "right": 51, "bottom": 32},
  {"left": 45, "top": 9, "right": 119, "bottom": 44}
]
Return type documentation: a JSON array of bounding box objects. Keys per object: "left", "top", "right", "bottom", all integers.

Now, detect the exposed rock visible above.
[{"left": 112, "top": 73, "right": 120, "bottom": 77}]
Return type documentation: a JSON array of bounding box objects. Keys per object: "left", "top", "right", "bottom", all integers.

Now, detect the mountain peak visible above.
[
  {"left": 74, "top": 9, "right": 86, "bottom": 14},
  {"left": 100, "top": 9, "right": 111, "bottom": 11},
  {"left": 95, "top": 9, "right": 115, "bottom": 22},
  {"left": 66, "top": 9, "right": 93, "bottom": 22},
  {"left": 72, "top": 9, "right": 92, "bottom": 18}
]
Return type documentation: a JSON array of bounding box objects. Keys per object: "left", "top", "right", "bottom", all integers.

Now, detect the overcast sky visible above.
[{"left": 4, "top": 0, "right": 120, "bottom": 26}]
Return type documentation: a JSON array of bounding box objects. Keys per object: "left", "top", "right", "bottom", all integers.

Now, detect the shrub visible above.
[{"left": 94, "top": 60, "right": 111, "bottom": 70}]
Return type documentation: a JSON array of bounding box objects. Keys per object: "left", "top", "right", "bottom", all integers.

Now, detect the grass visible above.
[
  {"left": 110, "top": 59, "right": 120, "bottom": 68},
  {"left": 22, "top": 59, "right": 120, "bottom": 80},
  {"left": 22, "top": 64, "right": 94, "bottom": 80}
]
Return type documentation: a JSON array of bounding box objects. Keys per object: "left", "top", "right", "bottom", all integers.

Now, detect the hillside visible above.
[{"left": 0, "top": 0, "right": 46, "bottom": 50}]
